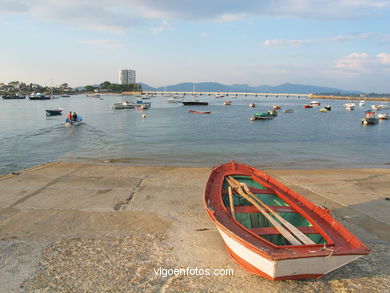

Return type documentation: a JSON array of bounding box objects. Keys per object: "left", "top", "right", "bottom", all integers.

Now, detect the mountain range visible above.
[{"left": 140, "top": 82, "right": 361, "bottom": 95}]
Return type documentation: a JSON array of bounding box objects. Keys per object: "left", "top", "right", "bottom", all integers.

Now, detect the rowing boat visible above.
[
  {"left": 188, "top": 110, "right": 210, "bottom": 114},
  {"left": 204, "top": 161, "right": 369, "bottom": 280}
]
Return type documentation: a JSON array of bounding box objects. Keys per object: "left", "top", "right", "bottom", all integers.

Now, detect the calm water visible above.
[{"left": 1, "top": 94, "right": 389, "bottom": 174}]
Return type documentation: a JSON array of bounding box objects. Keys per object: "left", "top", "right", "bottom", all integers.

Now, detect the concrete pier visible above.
[{"left": 0, "top": 162, "right": 389, "bottom": 292}]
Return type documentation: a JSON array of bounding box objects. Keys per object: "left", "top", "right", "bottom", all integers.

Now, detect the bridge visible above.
[{"left": 143, "top": 91, "right": 310, "bottom": 98}]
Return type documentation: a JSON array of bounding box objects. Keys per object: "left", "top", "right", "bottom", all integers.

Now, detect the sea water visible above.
[{"left": 1, "top": 94, "right": 389, "bottom": 174}]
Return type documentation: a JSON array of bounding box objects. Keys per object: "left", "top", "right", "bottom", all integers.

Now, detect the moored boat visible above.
[
  {"left": 283, "top": 109, "right": 293, "bottom": 113},
  {"left": 304, "top": 104, "right": 313, "bottom": 109},
  {"left": 319, "top": 107, "right": 328, "bottom": 112},
  {"left": 2, "top": 94, "right": 26, "bottom": 99},
  {"left": 204, "top": 161, "right": 369, "bottom": 280},
  {"left": 224, "top": 100, "right": 232, "bottom": 105},
  {"left": 249, "top": 103, "right": 256, "bottom": 108},
  {"left": 267, "top": 109, "right": 278, "bottom": 116},
  {"left": 378, "top": 113, "right": 389, "bottom": 120},
  {"left": 167, "top": 95, "right": 183, "bottom": 103},
  {"left": 251, "top": 112, "right": 273, "bottom": 120},
  {"left": 344, "top": 103, "right": 355, "bottom": 110},
  {"left": 324, "top": 105, "right": 331, "bottom": 111},
  {"left": 188, "top": 110, "right": 210, "bottom": 114},
  {"left": 29, "top": 93, "right": 50, "bottom": 100},
  {"left": 272, "top": 105, "right": 282, "bottom": 110},
  {"left": 182, "top": 100, "right": 208, "bottom": 106},
  {"left": 361, "top": 111, "right": 379, "bottom": 125},
  {"left": 45, "top": 108, "right": 63, "bottom": 116},
  {"left": 310, "top": 101, "right": 321, "bottom": 106},
  {"left": 359, "top": 100, "right": 365, "bottom": 107}
]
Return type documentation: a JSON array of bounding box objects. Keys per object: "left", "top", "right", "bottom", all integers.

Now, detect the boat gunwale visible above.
[
  {"left": 204, "top": 162, "right": 369, "bottom": 261},
  {"left": 218, "top": 171, "right": 334, "bottom": 250}
]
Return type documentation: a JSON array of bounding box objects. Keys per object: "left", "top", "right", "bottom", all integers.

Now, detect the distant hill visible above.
[{"left": 140, "top": 82, "right": 360, "bottom": 95}]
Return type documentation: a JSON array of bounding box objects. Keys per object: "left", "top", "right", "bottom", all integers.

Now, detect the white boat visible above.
[
  {"left": 378, "top": 113, "right": 389, "bottom": 120},
  {"left": 167, "top": 95, "right": 183, "bottom": 103},
  {"left": 344, "top": 103, "right": 355, "bottom": 110},
  {"left": 310, "top": 101, "right": 321, "bottom": 106},
  {"left": 359, "top": 100, "right": 366, "bottom": 107}
]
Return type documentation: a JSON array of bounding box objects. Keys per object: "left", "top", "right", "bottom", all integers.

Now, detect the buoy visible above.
[{"left": 142, "top": 114, "right": 146, "bottom": 118}]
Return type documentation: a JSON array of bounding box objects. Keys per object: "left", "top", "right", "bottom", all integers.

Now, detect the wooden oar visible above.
[
  {"left": 228, "top": 186, "right": 236, "bottom": 219},
  {"left": 228, "top": 176, "right": 315, "bottom": 245},
  {"left": 226, "top": 177, "right": 302, "bottom": 245}
]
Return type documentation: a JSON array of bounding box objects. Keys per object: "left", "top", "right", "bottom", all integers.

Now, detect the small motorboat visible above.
[
  {"left": 182, "top": 100, "right": 208, "bottom": 106},
  {"left": 64, "top": 116, "right": 83, "bottom": 127},
  {"left": 250, "top": 112, "right": 273, "bottom": 120},
  {"left": 319, "top": 107, "right": 328, "bottom": 113},
  {"left": 188, "top": 110, "right": 211, "bottom": 114},
  {"left": 113, "top": 101, "right": 136, "bottom": 109},
  {"left": 204, "top": 161, "right": 369, "bottom": 280},
  {"left": 167, "top": 95, "right": 183, "bottom": 103},
  {"left": 324, "top": 105, "right": 331, "bottom": 111},
  {"left": 283, "top": 109, "right": 293, "bottom": 113},
  {"left": 304, "top": 104, "right": 313, "bottom": 109},
  {"left": 2, "top": 95, "right": 26, "bottom": 99},
  {"left": 359, "top": 100, "right": 366, "bottom": 107},
  {"left": 310, "top": 101, "right": 321, "bottom": 106},
  {"left": 249, "top": 103, "right": 256, "bottom": 108},
  {"left": 136, "top": 102, "right": 151, "bottom": 110},
  {"left": 361, "top": 111, "right": 379, "bottom": 125},
  {"left": 29, "top": 93, "right": 50, "bottom": 100},
  {"left": 378, "top": 113, "right": 389, "bottom": 120},
  {"left": 45, "top": 108, "right": 63, "bottom": 116},
  {"left": 272, "top": 105, "right": 282, "bottom": 110},
  {"left": 224, "top": 100, "right": 232, "bottom": 105},
  {"left": 267, "top": 109, "right": 278, "bottom": 116},
  {"left": 344, "top": 103, "right": 355, "bottom": 110}
]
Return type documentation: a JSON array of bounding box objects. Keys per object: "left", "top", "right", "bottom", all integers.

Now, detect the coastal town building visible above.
[{"left": 119, "top": 69, "right": 136, "bottom": 84}]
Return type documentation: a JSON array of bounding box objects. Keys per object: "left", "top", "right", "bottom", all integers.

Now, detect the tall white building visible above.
[{"left": 119, "top": 69, "right": 136, "bottom": 84}]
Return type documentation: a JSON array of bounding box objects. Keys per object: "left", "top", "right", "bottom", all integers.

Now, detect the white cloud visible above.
[
  {"left": 150, "top": 20, "right": 172, "bottom": 33},
  {"left": 1, "top": 0, "right": 390, "bottom": 33},
  {"left": 377, "top": 53, "right": 390, "bottom": 65},
  {"left": 334, "top": 52, "right": 369, "bottom": 72},
  {"left": 263, "top": 33, "right": 374, "bottom": 47}
]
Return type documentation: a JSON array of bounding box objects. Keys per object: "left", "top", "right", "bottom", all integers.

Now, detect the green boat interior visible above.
[{"left": 222, "top": 175, "right": 326, "bottom": 246}]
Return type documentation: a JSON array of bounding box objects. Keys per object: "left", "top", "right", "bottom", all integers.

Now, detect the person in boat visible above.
[
  {"left": 66, "top": 111, "right": 72, "bottom": 123},
  {"left": 72, "top": 112, "right": 78, "bottom": 121}
]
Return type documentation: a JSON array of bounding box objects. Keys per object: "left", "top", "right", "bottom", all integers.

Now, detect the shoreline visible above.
[
  {"left": 309, "top": 94, "right": 390, "bottom": 102},
  {"left": 0, "top": 162, "right": 389, "bottom": 291}
]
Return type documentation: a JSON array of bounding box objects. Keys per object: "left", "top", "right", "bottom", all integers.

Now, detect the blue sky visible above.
[{"left": 1, "top": 0, "right": 390, "bottom": 92}]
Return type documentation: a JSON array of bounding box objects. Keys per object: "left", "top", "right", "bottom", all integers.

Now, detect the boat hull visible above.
[
  {"left": 45, "top": 109, "right": 63, "bottom": 116},
  {"left": 188, "top": 110, "right": 210, "bottom": 114},
  {"left": 204, "top": 162, "right": 369, "bottom": 280},
  {"left": 182, "top": 101, "right": 208, "bottom": 106},
  {"left": 361, "top": 117, "right": 379, "bottom": 124},
  {"left": 218, "top": 226, "right": 362, "bottom": 280}
]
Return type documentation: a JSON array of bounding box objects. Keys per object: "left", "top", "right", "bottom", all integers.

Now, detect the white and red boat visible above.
[{"left": 204, "top": 161, "right": 369, "bottom": 280}]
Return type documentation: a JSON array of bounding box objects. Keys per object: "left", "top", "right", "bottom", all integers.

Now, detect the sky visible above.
[{"left": 1, "top": 0, "right": 390, "bottom": 92}]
